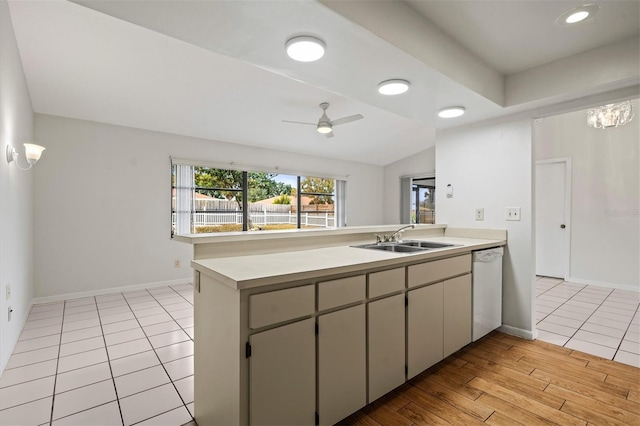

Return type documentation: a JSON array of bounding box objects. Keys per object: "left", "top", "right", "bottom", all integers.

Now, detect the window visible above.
[{"left": 171, "top": 161, "right": 346, "bottom": 235}]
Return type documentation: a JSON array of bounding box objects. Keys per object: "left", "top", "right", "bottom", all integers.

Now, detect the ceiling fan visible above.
[{"left": 282, "top": 102, "right": 364, "bottom": 138}]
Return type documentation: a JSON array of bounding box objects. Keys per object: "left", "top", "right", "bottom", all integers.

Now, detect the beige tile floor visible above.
[
  {"left": 0, "top": 284, "right": 196, "bottom": 426},
  {"left": 535, "top": 276, "right": 640, "bottom": 367}
]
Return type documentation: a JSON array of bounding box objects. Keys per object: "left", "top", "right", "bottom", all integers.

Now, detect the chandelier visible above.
[{"left": 587, "top": 101, "right": 634, "bottom": 129}]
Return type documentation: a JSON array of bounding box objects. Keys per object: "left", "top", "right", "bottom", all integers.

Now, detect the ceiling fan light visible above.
[
  {"left": 317, "top": 123, "right": 332, "bottom": 134},
  {"left": 285, "top": 36, "right": 325, "bottom": 62},
  {"left": 378, "top": 79, "right": 410, "bottom": 95},
  {"left": 438, "top": 106, "right": 465, "bottom": 118}
]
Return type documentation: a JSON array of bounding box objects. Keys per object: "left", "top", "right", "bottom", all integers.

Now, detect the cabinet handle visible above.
[{"left": 560, "top": 224, "right": 566, "bottom": 229}]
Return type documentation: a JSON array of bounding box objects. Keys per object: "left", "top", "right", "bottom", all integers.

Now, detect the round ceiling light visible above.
[
  {"left": 438, "top": 107, "right": 465, "bottom": 118},
  {"left": 377, "top": 79, "right": 410, "bottom": 95},
  {"left": 285, "top": 36, "right": 325, "bottom": 62},
  {"left": 556, "top": 5, "right": 599, "bottom": 26}
]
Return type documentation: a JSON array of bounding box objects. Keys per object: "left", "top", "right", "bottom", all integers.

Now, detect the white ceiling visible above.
[
  {"left": 407, "top": 0, "right": 640, "bottom": 74},
  {"left": 7, "top": 0, "right": 640, "bottom": 166}
]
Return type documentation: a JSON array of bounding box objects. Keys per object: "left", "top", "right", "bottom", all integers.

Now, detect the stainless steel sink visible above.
[
  {"left": 352, "top": 243, "right": 427, "bottom": 253},
  {"left": 352, "top": 240, "right": 458, "bottom": 253},
  {"left": 396, "top": 240, "right": 457, "bottom": 249}
]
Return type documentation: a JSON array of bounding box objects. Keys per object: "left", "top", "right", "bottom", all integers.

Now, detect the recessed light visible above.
[
  {"left": 556, "top": 5, "right": 599, "bottom": 26},
  {"left": 377, "top": 79, "right": 410, "bottom": 95},
  {"left": 285, "top": 36, "right": 325, "bottom": 62},
  {"left": 438, "top": 107, "right": 465, "bottom": 118}
]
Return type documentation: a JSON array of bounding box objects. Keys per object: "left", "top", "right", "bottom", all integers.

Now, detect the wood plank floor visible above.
[{"left": 338, "top": 331, "right": 640, "bottom": 426}]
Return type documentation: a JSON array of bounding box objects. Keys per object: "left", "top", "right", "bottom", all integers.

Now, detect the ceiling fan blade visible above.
[
  {"left": 331, "top": 114, "right": 364, "bottom": 126},
  {"left": 325, "top": 131, "right": 334, "bottom": 139},
  {"left": 282, "top": 120, "right": 317, "bottom": 126}
]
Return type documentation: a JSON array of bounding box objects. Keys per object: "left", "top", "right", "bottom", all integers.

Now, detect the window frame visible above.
[{"left": 171, "top": 158, "right": 346, "bottom": 236}]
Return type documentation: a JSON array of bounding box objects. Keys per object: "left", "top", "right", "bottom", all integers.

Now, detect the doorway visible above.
[
  {"left": 411, "top": 178, "right": 435, "bottom": 224},
  {"left": 535, "top": 159, "right": 571, "bottom": 279}
]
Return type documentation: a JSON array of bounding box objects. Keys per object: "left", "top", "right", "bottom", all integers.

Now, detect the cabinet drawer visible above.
[
  {"left": 369, "top": 268, "right": 405, "bottom": 298},
  {"left": 318, "top": 275, "right": 366, "bottom": 311},
  {"left": 249, "top": 285, "right": 314, "bottom": 329},
  {"left": 407, "top": 254, "right": 471, "bottom": 288}
]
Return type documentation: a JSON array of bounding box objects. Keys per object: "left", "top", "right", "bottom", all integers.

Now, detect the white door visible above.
[{"left": 536, "top": 161, "right": 568, "bottom": 278}]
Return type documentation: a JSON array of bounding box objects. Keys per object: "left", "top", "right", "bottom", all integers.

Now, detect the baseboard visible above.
[
  {"left": 498, "top": 324, "right": 537, "bottom": 341},
  {"left": 32, "top": 278, "right": 192, "bottom": 305},
  {"left": 0, "top": 301, "right": 33, "bottom": 378},
  {"left": 566, "top": 276, "right": 639, "bottom": 292}
]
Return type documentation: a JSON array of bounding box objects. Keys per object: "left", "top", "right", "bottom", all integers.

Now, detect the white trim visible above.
[
  {"left": 0, "top": 301, "right": 33, "bottom": 377},
  {"left": 498, "top": 324, "right": 537, "bottom": 341},
  {"left": 32, "top": 278, "right": 192, "bottom": 305},
  {"left": 565, "top": 276, "right": 640, "bottom": 292},
  {"left": 170, "top": 157, "right": 349, "bottom": 181},
  {"left": 535, "top": 157, "right": 572, "bottom": 281}
]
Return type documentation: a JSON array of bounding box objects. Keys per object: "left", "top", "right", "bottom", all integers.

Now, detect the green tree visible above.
[
  {"left": 194, "top": 168, "right": 242, "bottom": 200},
  {"left": 300, "top": 177, "right": 334, "bottom": 204},
  {"left": 248, "top": 172, "right": 292, "bottom": 202},
  {"left": 193, "top": 168, "right": 292, "bottom": 202}
]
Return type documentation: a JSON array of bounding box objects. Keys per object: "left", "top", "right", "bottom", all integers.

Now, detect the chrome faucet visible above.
[{"left": 375, "top": 224, "right": 415, "bottom": 244}]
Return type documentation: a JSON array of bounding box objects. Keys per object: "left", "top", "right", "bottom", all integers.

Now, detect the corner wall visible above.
[
  {"left": 0, "top": 2, "right": 36, "bottom": 374},
  {"left": 33, "top": 114, "right": 384, "bottom": 299},
  {"left": 534, "top": 101, "right": 639, "bottom": 289},
  {"left": 435, "top": 119, "right": 535, "bottom": 339}
]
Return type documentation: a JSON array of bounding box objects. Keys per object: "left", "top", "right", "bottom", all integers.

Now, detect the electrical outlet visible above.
[
  {"left": 5, "top": 283, "right": 10, "bottom": 300},
  {"left": 505, "top": 207, "right": 521, "bottom": 221},
  {"left": 475, "top": 208, "right": 484, "bottom": 221},
  {"left": 174, "top": 259, "right": 181, "bottom": 268}
]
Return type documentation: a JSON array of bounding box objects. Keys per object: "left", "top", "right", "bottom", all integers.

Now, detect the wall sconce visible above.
[{"left": 6, "top": 143, "right": 46, "bottom": 170}]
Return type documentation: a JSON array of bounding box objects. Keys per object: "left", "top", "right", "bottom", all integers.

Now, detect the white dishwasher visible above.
[{"left": 472, "top": 247, "right": 503, "bottom": 341}]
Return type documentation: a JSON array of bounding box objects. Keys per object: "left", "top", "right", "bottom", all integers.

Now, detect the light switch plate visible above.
[
  {"left": 475, "top": 208, "right": 484, "bottom": 221},
  {"left": 505, "top": 207, "right": 521, "bottom": 221}
]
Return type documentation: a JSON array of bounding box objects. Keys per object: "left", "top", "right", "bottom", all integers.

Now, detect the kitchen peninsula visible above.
[{"left": 176, "top": 225, "right": 506, "bottom": 426}]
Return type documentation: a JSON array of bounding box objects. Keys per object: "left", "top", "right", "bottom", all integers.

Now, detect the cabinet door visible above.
[
  {"left": 318, "top": 305, "right": 366, "bottom": 426},
  {"left": 249, "top": 318, "right": 315, "bottom": 426},
  {"left": 407, "top": 282, "right": 443, "bottom": 379},
  {"left": 368, "top": 294, "right": 405, "bottom": 402},
  {"left": 443, "top": 274, "right": 472, "bottom": 357}
]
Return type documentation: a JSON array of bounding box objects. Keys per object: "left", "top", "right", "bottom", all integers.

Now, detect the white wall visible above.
[
  {"left": 534, "top": 101, "right": 639, "bottom": 289},
  {"left": 33, "top": 114, "right": 384, "bottom": 298},
  {"left": 435, "top": 119, "right": 535, "bottom": 339},
  {"left": 382, "top": 147, "right": 435, "bottom": 224},
  {"left": 0, "top": 2, "right": 36, "bottom": 374}
]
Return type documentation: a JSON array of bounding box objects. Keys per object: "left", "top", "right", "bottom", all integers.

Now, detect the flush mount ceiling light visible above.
[
  {"left": 438, "top": 106, "right": 465, "bottom": 118},
  {"left": 6, "top": 143, "right": 46, "bottom": 170},
  {"left": 377, "top": 79, "right": 410, "bottom": 95},
  {"left": 556, "top": 4, "right": 599, "bottom": 26},
  {"left": 587, "top": 101, "right": 635, "bottom": 129},
  {"left": 285, "top": 36, "right": 325, "bottom": 62}
]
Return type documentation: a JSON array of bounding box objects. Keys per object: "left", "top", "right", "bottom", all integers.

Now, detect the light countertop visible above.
[{"left": 192, "top": 235, "right": 505, "bottom": 290}]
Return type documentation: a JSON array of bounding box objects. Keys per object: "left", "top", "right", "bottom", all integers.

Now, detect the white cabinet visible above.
[
  {"left": 318, "top": 305, "right": 366, "bottom": 426},
  {"left": 443, "top": 274, "right": 472, "bottom": 357},
  {"left": 407, "top": 282, "right": 443, "bottom": 379},
  {"left": 368, "top": 294, "right": 405, "bottom": 402},
  {"left": 249, "top": 318, "right": 315, "bottom": 426}
]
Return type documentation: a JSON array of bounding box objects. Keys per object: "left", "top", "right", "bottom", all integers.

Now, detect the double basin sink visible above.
[{"left": 352, "top": 240, "right": 458, "bottom": 254}]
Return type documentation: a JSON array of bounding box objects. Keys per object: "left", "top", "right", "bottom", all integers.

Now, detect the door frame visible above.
[{"left": 535, "top": 157, "right": 572, "bottom": 280}]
